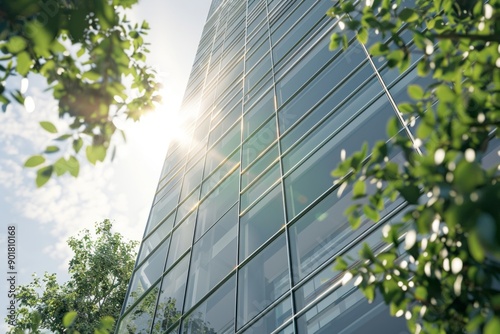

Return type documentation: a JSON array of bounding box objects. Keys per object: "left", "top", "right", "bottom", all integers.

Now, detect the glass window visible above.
[
  {"left": 118, "top": 283, "right": 160, "bottom": 334},
  {"left": 243, "top": 89, "right": 275, "bottom": 140},
  {"left": 181, "top": 276, "right": 236, "bottom": 334},
  {"left": 246, "top": 35, "right": 270, "bottom": 71},
  {"left": 245, "top": 53, "right": 272, "bottom": 94},
  {"left": 240, "top": 185, "right": 285, "bottom": 262},
  {"left": 245, "top": 75, "right": 273, "bottom": 108},
  {"left": 237, "top": 234, "right": 289, "bottom": 329},
  {"left": 125, "top": 241, "right": 168, "bottom": 309},
  {"left": 175, "top": 187, "right": 200, "bottom": 226},
  {"left": 148, "top": 184, "right": 181, "bottom": 233},
  {"left": 241, "top": 296, "right": 292, "bottom": 334},
  {"left": 165, "top": 212, "right": 196, "bottom": 270},
  {"left": 295, "top": 286, "right": 407, "bottom": 334},
  {"left": 180, "top": 158, "right": 204, "bottom": 201},
  {"left": 185, "top": 204, "right": 237, "bottom": 310},
  {"left": 204, "top": 123, "right": 241, "bottom": 176},
  {"left": 242, "top": 117, "right": 277, "bottom": 169},
  {"left": 209, "top": 111, "right": 241, "bottom": 148},
  {"left": 271, "top": 1, "right": 330, "bottom": 65},
  {"left": 278, "top": 46, "right": 369, "bottom": 135},
  {"left": 155, "top": 169, "right": 184, "bottom": 205},
  {"left": 241, "top": 144, "right": 279, "bottom": 189},
  {"left": 241, "top": 163, "right": 280, "bottom": 210},
  {"left": 288, "top": 186, "right": 403, "bottom": 284},
  {"left": 201, "top": 149, "right": 240, "bottom": 198},
  {"left": 152, "top": 254, "right": 190, "bottom": 332},
  {"left": 138, "top": 217, "right": 172, "bottom": 266},
  {"left": 284, "top": 94, "right": 394, "bottom": 220},
  {"left": 197, "top": 170, "right": 239, "bottom": 239}
]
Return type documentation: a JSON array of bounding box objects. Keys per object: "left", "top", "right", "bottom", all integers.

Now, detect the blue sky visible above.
[{"left": 0, "top": 1, "right": 211, "bottom": 331}]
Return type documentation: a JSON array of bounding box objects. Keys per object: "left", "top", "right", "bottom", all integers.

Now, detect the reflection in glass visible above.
[
  {"left": 241, "top": 296, "right": 292, "bottom": 334},
  {"left": 118, "top": 283, "right": 160, "bottom": 334},
  {"left": 185, "top": 205, "right": 237, "bottom": 310},
  {"left": 182, "top": 276, "right": 236, "bottom": 334},
  {"left": 237, "top": 234, "right": 289, "bottom": 329},
  {"left": 165, "top": 213, "right": 196, "bottom": 271},
  {"left": 240, "top": 185, "right": 284, "bottom": 261},
  {"left": 153, "top": 254, "right": 190, "bottom": 332},
  {"left": 125, "top": 241, "right": 168, "bottom": 310}
]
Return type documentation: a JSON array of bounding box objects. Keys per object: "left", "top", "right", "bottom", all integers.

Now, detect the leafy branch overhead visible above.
[
  {"left": 328, "top": 0, "right": 500, "bottom": 333},
  {"left": 0, "top": 0, "right": 162, "bottom": 187}
]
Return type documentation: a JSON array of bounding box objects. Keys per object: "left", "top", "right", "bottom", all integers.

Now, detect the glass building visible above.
[{"left": 115, "top": 0, "right": 452, "bottom": 333}]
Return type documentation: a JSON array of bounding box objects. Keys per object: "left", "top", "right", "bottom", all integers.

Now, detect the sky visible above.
[{"left": 0, "top": 1, "right": 211, "bottom": 331}]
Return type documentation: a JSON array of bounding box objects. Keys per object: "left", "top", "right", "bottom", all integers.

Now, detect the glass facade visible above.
[{"left": 117, "top": 0, "right": 423, "bottom": 333}]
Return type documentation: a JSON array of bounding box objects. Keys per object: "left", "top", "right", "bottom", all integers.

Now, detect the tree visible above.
[
  {"left": 0, "top": 0, "right": 161, "bottom": 187},
  {"left": 327, "top": 0, "right": 500, "bottom": 333},
  {"left": 7, "top": 220, "right": 139, "bottom": 333}
]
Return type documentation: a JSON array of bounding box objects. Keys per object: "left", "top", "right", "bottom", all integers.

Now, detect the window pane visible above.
[
  {"left": 180, "top": 158, "right": 204, "bottom": 200},
  {"left": 204, "top": 123, "right": 241, "bottom": 176},
  {"left": 197, "top": 170, "right": 239, "bottom": 239},
  {"left": 165, "top": 212, "right": 196, "bottom": 270},
  {"left": 240, "top": 185, "right": 285, "bottom": 261},
  {"left": 185, "top": 204, "right": 237, "bottom": 310},
  {"left": 241, "top": 296, "right": 292, "bottom": 334},
  {"left": 284, "top": 94, "right": 394, "bottom": 220},
  {"left": 201, "top": 149, "right": 240, "bottom": 198},
  {"left": 175, "top": 187, "right": 200, "bottom": 225},
  {"left": 243, "top": 90, "right": 275, "bottom": 139},
  {"left": 118, "top": 283, "right": 160, "bottom": 334},
  {"left": 242, "top": 117, "right": 277, "bottom": 169},
  {"left": 147, "top": 184, "right": 181, "bottom": 233},
  {"left": 140, "top": 212, "right": 175, "bottom": 262},
  {"left": 153, "top": 254, "right": 190, "bottom": 332},
  {"left": 278, "top": 50, "right": 370, "bottom": 135},
  {"left": 296, "top": 286, "right": 406, "bottom": 334},
  {"left": 241, "top": 144, "right": 279, "bottom": 189},
  {"left": 125, "top": 241, "right": 168, "bottom": 309},
  {"left": 241, "top": 163, "right": 280, "bottom": 210},
  {"left": 237, "top": 234, "right": 289, "bottom": 329},
  {"left": 182, "top": 276, "right": 236, "bottom": 334}
]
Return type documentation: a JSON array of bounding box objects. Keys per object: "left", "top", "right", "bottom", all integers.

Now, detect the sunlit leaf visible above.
[
  {"left": 63, "top": 311, "right": 78, "bottom": 328},
  {"left": 25, "top": 155, "right": 45, "bottom": 168},
  {"left": 40, "top": 121, "right": 58, "bottom": 134}
]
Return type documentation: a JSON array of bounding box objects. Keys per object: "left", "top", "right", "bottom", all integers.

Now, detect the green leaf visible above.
[
  {"left": 353, "top": 180, "right": 366, "bottom": 198},
  {"left": 16, "top": 51, "right": 32, "bottom": 76},
  {"left": 369, "top": 42, "right": 389, "bottom": 56},
  {"left": 397, "top": 185, "right": 420, "bottom": 204},
  {"left": 82, "top": 71, "right": 102, "bottom": 81},
  {"left": 67, "top": 156, "right": 80, "bottom": 177},
  {"left": 414, "top": 286, "right": 428, "bottom": 301},
  {"left": 63, "top": 311, "right": 78, "bottom": 328},
  {"left": 7, "top": 36, "right": 27, "bottom": 53},
  {"left": 86, "top": 145, "right": 107, "bottom": 165},
  {"left": 329, "top": 33, "right": 341, "bottom": 51},
  {"left": 357, "top": 28, "right": 368, "bottom": 44},
  {"left": 73, "top": 138, "right": 83, "bottom": 153},
  {"left": 36, "top": 166, "right": 53, "bottom": 187},
  {"left": 44, "top": 146, "right": 60, "bottom": 153},
  {"left": 362, "top": 284, "right": 375, "bottom": 302},
  {"left": 485, "top": 316, "right": 500, "bottom": 334},
  {"left": 25, "top": 155, "right": 45, "bottom": 168},
  {"left": 408, "top": 85, "right": 424, "bottom": 100},
  {"left": 386, "top": 117, "right": 400, "bottom": 137},
  {"left": 99, "top": 316, "right": 115, "bottom": 330},
  {"left": 363, "top": 204, "right": 379, "bottom": 222},
  {"left": 40, "top": 121, "right": 58, "bottom": 134},
  {"left": 54, "top": 158, "right": 68, "bottom": 176},
  {"left": 398, "top": 8, "right": 419, "bottom": 22}
]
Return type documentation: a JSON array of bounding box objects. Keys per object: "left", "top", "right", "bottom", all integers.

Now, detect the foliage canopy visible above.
[
  {"left": 0, "top": 0, "right": 161, "bottom": 187},
  {"left": 7, "top": 220, "right": 138, "bottom": 333},
  {"left": 328, "top": 0, "right": 500, "bottom": 333}
]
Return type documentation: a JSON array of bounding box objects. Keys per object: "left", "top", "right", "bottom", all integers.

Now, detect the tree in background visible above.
[
  {"left": 328, "top": 0, "right": 500, "bottom": 333},
  {"left": 7, "top": 220, "right": 138, "bottom": 333},
  {"left": 0, "top": 0, "right": 161, "bottom": 187}
]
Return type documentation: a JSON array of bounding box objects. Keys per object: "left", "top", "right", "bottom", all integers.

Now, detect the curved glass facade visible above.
[{"left": 117, "top": 0, "right": 423, "bottom": 333}]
